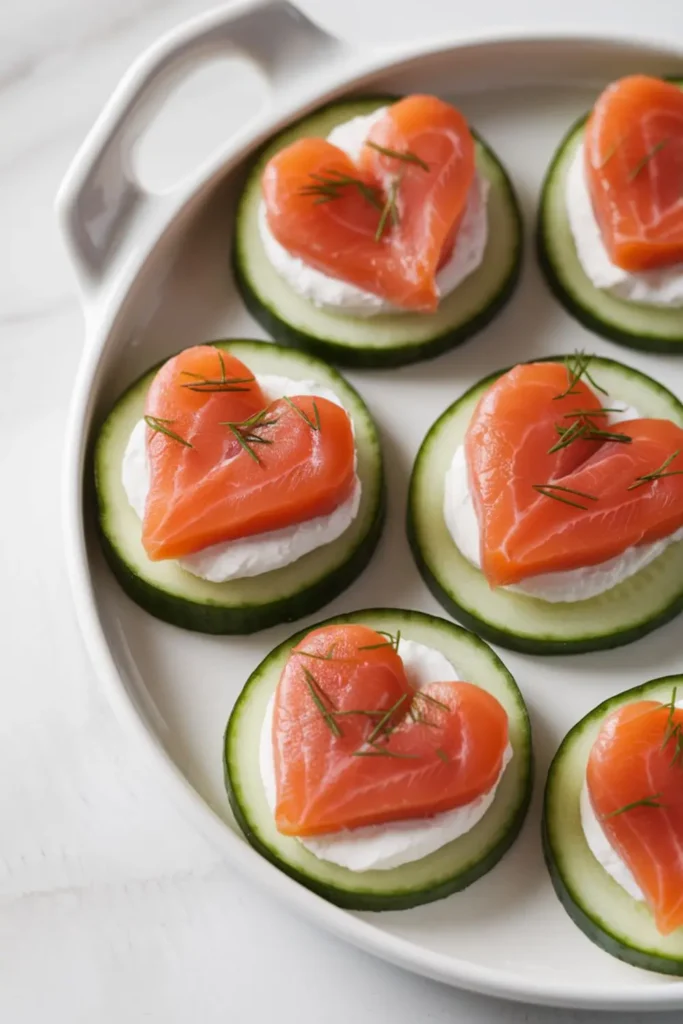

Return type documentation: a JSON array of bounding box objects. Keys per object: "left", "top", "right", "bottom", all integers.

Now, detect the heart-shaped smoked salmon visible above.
[
  {"left": 142, "top": 346, "right": 356, "bottom": 561},
  {"left": 273, "top": 624, "right": 508, "bottom": 837},
  {"left": 466, "top": 361, "right": 683, "bottom": 586},
  {"left": 584, "top": 76, "right": 683, "bottom": 271},
  {"left": 262, "top": 95, "right": 475, "bottom": 312},
  {"left": 587, "top": 698, "right": 683, "bottom": 934}
]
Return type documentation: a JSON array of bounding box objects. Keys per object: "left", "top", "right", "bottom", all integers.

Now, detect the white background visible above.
[{"left": 3, "top": 0, "right": 683, "bottom": 1021}]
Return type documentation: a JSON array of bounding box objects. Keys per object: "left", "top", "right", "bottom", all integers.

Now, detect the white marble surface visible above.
[{"left": 4, "top": 0, "right": 683, "bottom": 1021}]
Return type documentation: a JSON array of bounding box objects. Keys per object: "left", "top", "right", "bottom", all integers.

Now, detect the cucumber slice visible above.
[
  {"left": 233, "top": 97, "right": 522, "bottom": 369},
  {"left": 224, "top": 608, "right": 532, "bottom": 911},
  {"left": 537, "top": 80, "right": 683, "bottom": 352},
  {"left": 408, "top": 355, "right": 683, "bottom": 654},
  {"left": 93, "top": 340, "right": 384, "bottom": 634},
  {"left": 544, "top": 675, "right": 683, "bottom": 975}
]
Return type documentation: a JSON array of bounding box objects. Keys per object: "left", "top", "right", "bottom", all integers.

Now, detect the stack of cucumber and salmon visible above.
[{"left": 92, "top": 78, "right": 683, "bottom": 973}]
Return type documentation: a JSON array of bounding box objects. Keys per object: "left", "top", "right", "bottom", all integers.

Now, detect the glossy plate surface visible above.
[{"left": 63, "top": 20, "right": 683, "bottom": 1009}]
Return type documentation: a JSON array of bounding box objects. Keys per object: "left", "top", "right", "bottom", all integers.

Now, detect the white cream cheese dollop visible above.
[
  {"left": 258, "top": 108, "right": 490, "bottom": 318},
  {"left": 566, "top": 142, "right": 683, "bottom": 307},
  {"left": 259, "top": 637, "right": 513, "bottom": 872},
  {"left": 443, "top": 397, "right": 683, "bottom": 603},
  {"left": 122, "top": 374, "right": 361, "bottom": 583},
  {"left": 579, "top": 781, "right": 643, "bottom": 901},
  {"left": 579, "top": 698, "right": 683, "bottom": 902}
]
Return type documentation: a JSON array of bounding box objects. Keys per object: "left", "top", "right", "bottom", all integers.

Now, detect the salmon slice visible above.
[
  {"left": 466, "top": 362, "right": 683, "bottom": 586},
  {"left": 262, "top": 95, "right": 475, "bottom": 311},
  {"left": 587, "top": 698, "right": 683, "bottom": 934},
  {"left": 584, "top": 75, "right": 683, "bottom": 271},
  {"left": 142, "top": 347, "right": 356, "bottom": 561},
  {"left": 360, "top": 95, "right": 476, "bottom": 287},
  {"left": 273, "top": 624, "right": 508, "bottom": 837},
  {"left": 143, "top": 346, "right": 266, "bottom": 522}
]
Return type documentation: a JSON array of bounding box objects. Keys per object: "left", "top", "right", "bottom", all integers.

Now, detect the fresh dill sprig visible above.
[
  {"left": 282, "top": 396, "right": 321, "bottom": 431},
  {"left": 179, "top": 349, "right": 255, "bottom": 393},
  {"left": 603, "top": 792, "right": 664, "bottom": 818},
  {"left": 548, "top": 412, "right": 632, "bottom": 455},
  {"left": 365, "top": 140, "right": 430, "bottom": 171},
  {"left": 532, "top": 483, "right": 599, "bottom": 511},
  {"left": 220, "top": 408, "right": 279, "bottom": 465},
  {"left": 144, "top": 416, "right": 193, "bottom": 448},
  {"left": 302, "top": 667, "right": 342, "bottom": 738},
  {"left": 554, "top": 351, "right": 608, "bottom": 401},
  {"left": 366, "top": 694, "right": 408, "bottom": 746},
  {"left": 628, "top": 138, "right": 670, "bottom": 181},
  {"left": 358, "top": 629, "right": 402, "bottom": 653},
  {"left": 352, "top": 747, "right": 419, "bottom": 760},
  {"left": 660, "top": 687, "right": 683, "bottom": 768},
  {"left": 627, "top": 450, "right": 683, "bottom": 491},
  {"left": 375, "top": 176, "right": 401, "bottom": 242},
  {"left": 298, "top": 169, "right": 383, "bottom": 210},
  {"left": 298, "top": 165, "right": 403, "bottom": 242}
]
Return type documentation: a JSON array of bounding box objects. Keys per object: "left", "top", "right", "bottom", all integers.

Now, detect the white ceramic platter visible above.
[{"left": 59, "top": 1, "right": 683, "bottom": 1009}]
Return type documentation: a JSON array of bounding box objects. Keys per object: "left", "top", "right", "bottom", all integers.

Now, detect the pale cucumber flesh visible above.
[
  {"left": 538, "top": 81, "right": 683, "bottom": 350},
  {"left": 93, "top": 340, "right": 384, "bottom": 634},
  {"left": 408, "top": 356, "right": 683, "bottom": 653},
  {"left": 544, "top": 675, "right": 683, "bottom": 974},
  {"left": 224, "top": 609, "right": 532, "bottom": 910},
  {"left": 233, "top": 98, "right": 522, "bottom": 367}
]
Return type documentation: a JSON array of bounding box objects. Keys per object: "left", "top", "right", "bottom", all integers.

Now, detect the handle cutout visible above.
[{"left": 132, "top": 55, "right": 268, "bottom": 194}]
